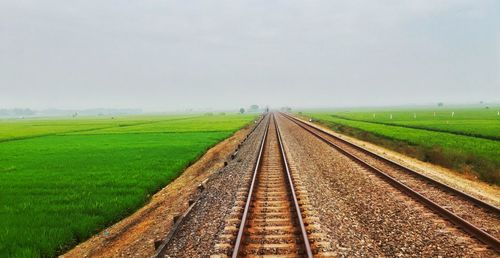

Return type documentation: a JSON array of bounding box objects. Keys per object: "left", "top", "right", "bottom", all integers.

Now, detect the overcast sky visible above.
[{"left": 1, "top": 0, "right": 499, "bottom": 111}]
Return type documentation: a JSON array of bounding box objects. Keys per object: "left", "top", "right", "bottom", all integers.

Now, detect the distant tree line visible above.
[{"left": 0, "top": 108, "right": 36, "bottom": 117}]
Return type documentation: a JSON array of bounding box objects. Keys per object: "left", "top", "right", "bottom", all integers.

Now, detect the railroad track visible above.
[
  {"left": 153, "top": 114, "right": 267, "bottom": 258},
  {"left": 279, "top": 112, "right": 500, "bottom": 253},
  {"left": 216, "top": 113, "right": 314, "bottom": 257}
]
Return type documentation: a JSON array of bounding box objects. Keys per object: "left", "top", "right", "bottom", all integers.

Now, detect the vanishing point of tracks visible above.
[{"left": 280, "top": 112, "right": 500, "bottom": 253}]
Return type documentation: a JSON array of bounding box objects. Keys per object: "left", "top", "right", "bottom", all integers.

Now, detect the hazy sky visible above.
[{"left": 1, "top": 0, "right": 499, "bottom": 111}]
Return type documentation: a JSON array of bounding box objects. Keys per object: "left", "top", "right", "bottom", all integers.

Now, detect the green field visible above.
[
  {"left": 330, "top": 107, "right": 500, "bottom": 140},
  {"left": 0, "top": 114, "right": 256, "bottom": 257},
  {"left": 0, "top": 115, "right": 197, "bottom": 142},
  {"left": 303, "top": 107, "right": 500, "bottom": 184}
]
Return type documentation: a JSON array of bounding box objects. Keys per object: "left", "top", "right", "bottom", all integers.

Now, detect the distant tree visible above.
[
  {"left": 249, "top": 105, "right": 259, "bottom": 112},
  {"left": 219, "top": 112, "right": 226, "bottom": 115},
  {"left": 239, "top": 108, "right": 245, "bottom": 114},
  {"left": 437, "top": 102, "right": 444, "bottom": 107}
]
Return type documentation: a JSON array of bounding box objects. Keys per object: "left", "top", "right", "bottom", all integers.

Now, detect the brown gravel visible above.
[
  {"left": 161, "top": 116, "right": 269, "bottom": 257},
  {"left": 61, "top": 119, "right": 260, "bottom": 258},
  {"left": 276, "top": 114, "right": 497, "bottom": 257}
]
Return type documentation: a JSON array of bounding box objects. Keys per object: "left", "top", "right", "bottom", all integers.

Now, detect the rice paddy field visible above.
[
  {"left": 0, "top": 114, "right": 256, "bottom": 257},
  {"left": 303, "top": 106, "right": 500, "bottom": 185}
]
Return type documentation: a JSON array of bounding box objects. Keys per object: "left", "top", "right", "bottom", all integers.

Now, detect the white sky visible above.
[{"left": 1, "top": 0, "right": 499, "bottom": 111}]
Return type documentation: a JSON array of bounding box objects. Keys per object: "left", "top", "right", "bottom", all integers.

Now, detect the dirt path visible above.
[{"left": 61, "top": 123, "right": 255, "bottom": 258}]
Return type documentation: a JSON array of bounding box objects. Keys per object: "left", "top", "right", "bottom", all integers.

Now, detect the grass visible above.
[
  {"left": 303, "top": 108, "right": 500, "bottom": 185},
  {"left": 330, "top": 107, "right": 500, "bottom": 140},
  {"left": 0, "top": 115, "right": 197, "bottom": 142},
  {"left": 0, "top": 114, "right": 256, "bottom": 257}
]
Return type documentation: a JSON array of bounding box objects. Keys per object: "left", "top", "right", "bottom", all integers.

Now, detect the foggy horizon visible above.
[
  {"left": 2, "top": 1, "right": 499, "bottom": 112},
  {"left": 2, "top": 100, "right": 500, "bottom": 114}
]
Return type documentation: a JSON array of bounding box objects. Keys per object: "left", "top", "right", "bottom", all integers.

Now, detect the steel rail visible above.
[
  {"left": 231, "top": 114, "right": 270, "bottom": 257},
  {"left": 280, "top": 112, "right": 500, "bottom": 253},
  {"left": 232, "top": 113, "right": 313, "bottom": 257},
  {"left": 282, "top": 112, "right": 500, "bottom": 213},
  {"left": 152, "top": 112, "right": 269, "bottom": 258},
  {"left": 274, "top": 114, "right": 314, "bottom": 258}
]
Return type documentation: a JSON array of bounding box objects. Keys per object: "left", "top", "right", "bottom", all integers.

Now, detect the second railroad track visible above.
[{"left": 280, "top": 112, "right": 500, "bottom": 253}]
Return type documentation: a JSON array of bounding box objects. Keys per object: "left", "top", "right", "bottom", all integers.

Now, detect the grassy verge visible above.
[{"left": 305, "top": 113, "right": 500, "bottom": 185}]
